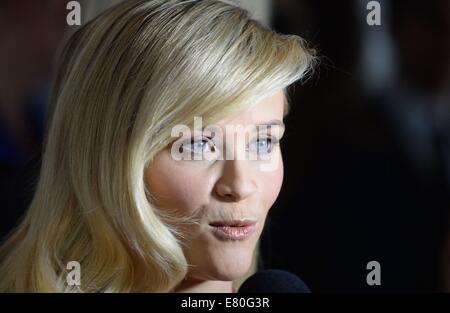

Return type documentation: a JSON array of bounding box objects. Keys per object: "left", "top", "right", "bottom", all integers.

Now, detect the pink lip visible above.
[{"left": 209, "top": 220, "right": 257, "bottom": 241}]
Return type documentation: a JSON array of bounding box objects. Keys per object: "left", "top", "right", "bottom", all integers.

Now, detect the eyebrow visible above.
[
  {"left": 197, "top": 119, "right": 285, "bottom": 132},
  {"left": 255, "top": 119, "right": 285, "bottom": 130}
]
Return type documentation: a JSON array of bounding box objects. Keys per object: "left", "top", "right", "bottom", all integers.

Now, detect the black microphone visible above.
[{"left": 238, "top": 269, "right": 311, "bottom": 293}]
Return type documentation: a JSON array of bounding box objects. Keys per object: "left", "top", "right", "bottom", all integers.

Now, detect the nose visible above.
[{"left": 214, "top": 159, "right": 257, "bottom": 202}]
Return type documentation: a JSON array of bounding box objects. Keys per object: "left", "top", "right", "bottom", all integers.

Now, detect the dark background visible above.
[
  {"left": 262, "top": 0, "right": 450, "bottom": 292},
  {"left": 0, "top": 0, "right": 449, "bottom": 292}
]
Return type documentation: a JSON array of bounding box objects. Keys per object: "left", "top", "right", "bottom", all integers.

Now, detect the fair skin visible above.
[{"left": 145, "top": 89, "right": 286, "bottom": 293}]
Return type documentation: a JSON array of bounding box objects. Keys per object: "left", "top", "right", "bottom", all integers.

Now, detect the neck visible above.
[{"left": 174, "top": 278, "right": 236, "bottom": 293}]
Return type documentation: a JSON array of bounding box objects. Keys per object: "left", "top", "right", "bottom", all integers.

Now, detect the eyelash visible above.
[
  {"left": 179, "top": 136, "right": 280, "bottom": 156},
  {"left": 249, "top": 136, "right": 280, "bottom": 154}
]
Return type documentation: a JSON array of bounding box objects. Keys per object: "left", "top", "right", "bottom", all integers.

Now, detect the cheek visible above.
[
  {"left": 260, "top": 156, "right": 284, "bottom": 210},
  {"left": 144, "top": 155, "right": 211, "bottom": 213}
]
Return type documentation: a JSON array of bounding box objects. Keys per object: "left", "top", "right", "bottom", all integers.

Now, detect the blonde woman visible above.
[{"left": 0, "top": 0, "right": 315, "bottom": 292}]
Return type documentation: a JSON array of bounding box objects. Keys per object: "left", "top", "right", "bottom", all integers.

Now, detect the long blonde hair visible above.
[{"left": 0, "top": 0, "right": 316, "bottom": 292}]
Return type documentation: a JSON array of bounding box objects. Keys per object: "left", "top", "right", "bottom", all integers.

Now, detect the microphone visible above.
[{"left": 238, "top": 269, "right": 311, "bottom": 293}]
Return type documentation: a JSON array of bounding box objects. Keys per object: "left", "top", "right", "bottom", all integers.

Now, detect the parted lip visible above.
[{"left": 209, "top": 219, "right": 257, "bottom": 227}]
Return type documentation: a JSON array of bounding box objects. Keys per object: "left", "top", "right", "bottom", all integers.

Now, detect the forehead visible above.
[{"left": 216, "top": 89, "right": 285, "bottom": 126}]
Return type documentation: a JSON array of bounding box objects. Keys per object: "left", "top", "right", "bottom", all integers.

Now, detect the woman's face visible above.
[{"left": 144, "top": 89, "right": 285, "bottom": 282}]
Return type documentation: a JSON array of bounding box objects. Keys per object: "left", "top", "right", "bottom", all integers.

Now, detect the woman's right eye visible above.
[
  {"left": 190, "top": 138, "right": 212, "bottom": 154},
  {"left": 180, "top": 137, "right": 216, "bottom": 155}
]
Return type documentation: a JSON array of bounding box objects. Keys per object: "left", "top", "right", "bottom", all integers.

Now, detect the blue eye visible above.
[
  {"left": 179, "top": 137, "right": 215, "bottom": 155},
  {"left": 191, "top": 139, "right": 210, "bottom": 153},
  {"left": 248, "top": 137, "right": 278, "bottom": 154}
]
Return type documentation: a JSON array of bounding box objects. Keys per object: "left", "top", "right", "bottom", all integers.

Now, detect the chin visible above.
[
  {"left": 207, "top": 267, "right": 250, "bottom": 282},
  {"left": 203, "top": 253, "right": 254, "bottom": 281}
]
